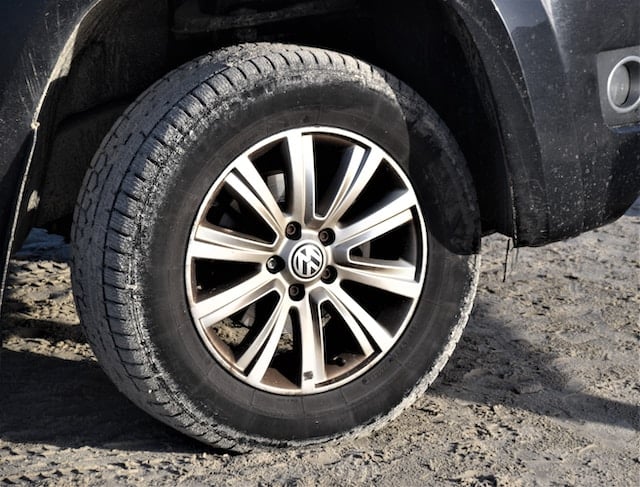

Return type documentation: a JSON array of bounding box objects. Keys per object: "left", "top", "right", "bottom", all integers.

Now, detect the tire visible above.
[{"left": 72, "top": 43, "right": 481, "bottom": 450}]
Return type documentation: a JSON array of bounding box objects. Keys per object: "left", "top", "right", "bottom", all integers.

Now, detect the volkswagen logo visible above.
[{"left": 291, "top": 243, "right": 325, "bottom": 279}]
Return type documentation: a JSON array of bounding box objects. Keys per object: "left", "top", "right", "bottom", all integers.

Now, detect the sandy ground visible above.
[{"left": 1, "top": 201, "right": 638, "bottom": 486}]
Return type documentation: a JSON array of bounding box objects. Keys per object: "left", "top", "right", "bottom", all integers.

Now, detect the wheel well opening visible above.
[{"left": 35, "top": 0, "right": 511, "bottom": 237}]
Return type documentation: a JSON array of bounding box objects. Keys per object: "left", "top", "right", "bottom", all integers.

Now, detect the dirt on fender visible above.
[{"left": 1, "top": 200, "right": 639, "bottom": 485}]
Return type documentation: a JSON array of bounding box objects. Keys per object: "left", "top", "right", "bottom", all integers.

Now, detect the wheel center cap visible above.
[{"left": 290, "top": 242, "right": 325, "bottom": 280}]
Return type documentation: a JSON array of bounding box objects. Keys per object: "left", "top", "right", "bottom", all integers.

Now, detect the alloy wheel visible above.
[{"left": 185, "top": 127, "right": 427, "bottom": 394}]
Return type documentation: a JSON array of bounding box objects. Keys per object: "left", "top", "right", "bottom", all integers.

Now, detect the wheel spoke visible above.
[
  {"left": 284, "top": 131, "right": 316, "bottom": 223},
  {"left": 186, "top": 127, "right": 427, "bottom": 394},
  {"left": 315, "top": 288, "right": 375, "bottom": 356},
  {"left": 238, "top": 296, "right": 289, "bottom": 381},
  {"left": 321, "top": 146, "right": 383, "bottom": 225},
  {"left": 192, "top": 272, "right": 278, "bottom": 328},
  {"left": 326, "top": 286, "right": 394, "bottom": 353},
  {"left": 298, "top": 292, "right": 326, "bottom": 391},
  {"left": 190, "top": 225, "right": 275, "bottom": 263},
  {"left": 335, "top": 258, "right": 421, "bottom": 299},
  {"left": 225, "top": 157, "right": 287, "bottom": 236},
  {"left": 334, "top": 190, "right": 415, "bottom": 251}
]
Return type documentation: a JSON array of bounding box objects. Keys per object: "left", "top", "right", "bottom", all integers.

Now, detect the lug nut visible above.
[
  {"left": 285, "top": 222, "right": 301, "bottom": 240},
  {"left": 266, "top": 256, "right": 283, "bottom": 273},
  {"left": 289, "top": 284, "right": 305, "bottom": 301},
  {"left": 318, "top": 228, "right": 335, "bottom": 245},
  {"left": 321, "top": 266, "right": 337, "bottom": 283}
]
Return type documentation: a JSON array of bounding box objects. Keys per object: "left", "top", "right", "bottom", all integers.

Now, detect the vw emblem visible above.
[{"left": 291, "top": 243, "right": 325, "bottom": 279}]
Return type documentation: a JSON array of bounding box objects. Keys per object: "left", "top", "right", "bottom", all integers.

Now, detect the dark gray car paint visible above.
[{"left": 0, "top": 0, "right": 639, "bottom": 309}]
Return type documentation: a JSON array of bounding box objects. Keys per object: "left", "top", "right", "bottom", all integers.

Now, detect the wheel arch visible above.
[
  {"left": 6, "top": 0, "right": 546, "bottom": 285},
  {"left": 25, "top": 0, "right": 531, "bottom": 243},
  {"left": 0, "top": 0, "right": 159, "bottom": 308},
  {"left": 14, "top": 0, "right": 169, "bottom": 241}
]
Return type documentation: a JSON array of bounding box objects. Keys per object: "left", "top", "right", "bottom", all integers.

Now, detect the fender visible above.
[
  {"left": 448, "top": 0, "right": 640, "bottom": 246},
  {"left": 0, "top": 0, "right": 125, "bottom": 307}
]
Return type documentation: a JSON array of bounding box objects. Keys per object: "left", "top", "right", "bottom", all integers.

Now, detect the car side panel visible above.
[
  {"left": 0, "top": 0, "right": 104, "bottom": 306},
  {"left": 451, "top": 0, "right": 640, "bottom": 246}
]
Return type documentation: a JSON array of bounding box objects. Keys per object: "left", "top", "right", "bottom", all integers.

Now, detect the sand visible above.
[{"left": 1, "top": 200, "right": 638, "bottom": 485}]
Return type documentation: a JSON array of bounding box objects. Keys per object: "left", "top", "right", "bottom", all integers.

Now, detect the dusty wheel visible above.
[
  {"left": 72, "top": 43, "right": 480, "bottom": 450},
  {"left": 185, "top": 126, "right": 428, "bottom": 394}
]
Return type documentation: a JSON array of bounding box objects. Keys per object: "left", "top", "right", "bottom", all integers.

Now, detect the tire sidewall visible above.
[{"left": 132, "top": 64, "right": 479, "bottom": 442}]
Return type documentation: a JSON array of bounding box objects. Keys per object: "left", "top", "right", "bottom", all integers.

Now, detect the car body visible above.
[{"left": 0, "top": 0, "right": 638, "bottom": 448}]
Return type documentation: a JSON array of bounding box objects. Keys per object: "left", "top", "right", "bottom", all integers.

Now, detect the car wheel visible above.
[{"left": 72, "top": 43, "right": 480, "bottom": 450}]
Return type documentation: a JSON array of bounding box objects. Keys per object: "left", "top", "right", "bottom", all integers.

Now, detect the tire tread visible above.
[{"left": 71, "top": 42, "right": 479, "bottom": 451}]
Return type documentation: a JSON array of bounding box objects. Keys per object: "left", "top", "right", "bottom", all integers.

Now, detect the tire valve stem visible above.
[{"left": 332, "top": 356, "right": 347, "bottom": 366}]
